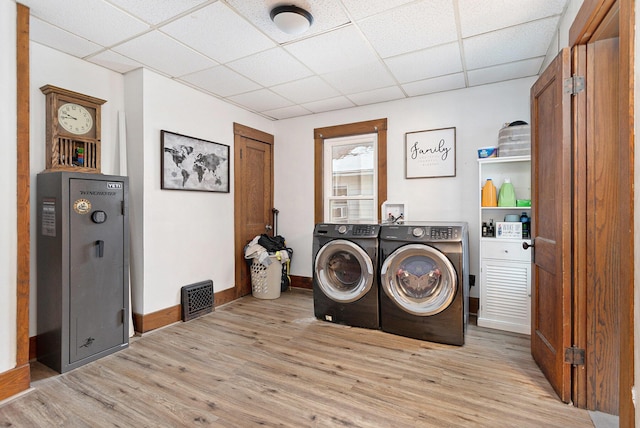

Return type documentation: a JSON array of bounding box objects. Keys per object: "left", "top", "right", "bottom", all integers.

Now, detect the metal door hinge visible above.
[
  {"left": 564, "top": 75, "right": 585, "bottom": 95},
  {"left": 564, "top": 346, "right": 585, "bottom": 366},
  {"left": 121, "top": 200, "right": 125, "bottom": 215}
]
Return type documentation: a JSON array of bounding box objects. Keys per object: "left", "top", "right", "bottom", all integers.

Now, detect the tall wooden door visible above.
[
  {"left": 529, "top": 47, "right": 573, "bottom": 403},
  {"left": 233, "top": 123, "right": 274, "bottom": 297}
]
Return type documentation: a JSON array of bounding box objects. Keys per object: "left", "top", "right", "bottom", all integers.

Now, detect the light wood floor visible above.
[{"left": 1, "top": 288, "right": 593, "bottom": 427}]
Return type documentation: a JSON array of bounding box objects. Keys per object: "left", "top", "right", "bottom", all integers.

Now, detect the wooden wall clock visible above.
[{"left": 40, "top": 85, "right": 106, "bottom": 173}]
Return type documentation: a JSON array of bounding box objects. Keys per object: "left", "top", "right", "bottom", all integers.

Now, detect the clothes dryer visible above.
[
  {"left": 313, "top": 223, "right": 380, "bottom": 329},
  {"left": 378, "top": 222, "right": 469, "bottom": 345}
]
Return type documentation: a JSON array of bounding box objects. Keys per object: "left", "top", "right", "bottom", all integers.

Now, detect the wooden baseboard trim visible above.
[
  {"left": 133, "top": 287, "right": 242, "bottom": 334},
  {"left": 133, "top": 305, "right": 181, "bottom": 334},
  {"left": 469, "top": 297, "right": 479, "bottom": 315},
  {"left": 0, "top": 363, "right": 30, "bottom": 401},
  {"left": 291, "top": 275, "right": 312, "bottom": 290},
  {"left": 29, "top": 336, "right": 36, "bottom": 361}
]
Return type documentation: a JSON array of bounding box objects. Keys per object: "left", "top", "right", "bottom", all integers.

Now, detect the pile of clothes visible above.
[{"left": 244, "top": 234, "right": 293, "bottom": 291}]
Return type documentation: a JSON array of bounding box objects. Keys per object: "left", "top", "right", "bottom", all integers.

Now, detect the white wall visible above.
[
  {"left": 125, "top": 69, "right": 274, "bottom": 314},
  {"left": 0, "top": 0, "right": 17, "bottom": 373},
  {"left": 542, "top": 0, "right": 584, "bottom": 70},
  {"left": 28, "top": 43, "right": 275, "bottom": 326},
  {"left": 28, "top": 43, "right": 126, "bottom": 333},
  {"left": 273, "top": 77, "right": 535, "bottom": 299}
]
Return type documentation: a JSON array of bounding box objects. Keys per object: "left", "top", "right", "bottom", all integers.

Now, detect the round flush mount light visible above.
[{"left": 270, "top": 5, "right": 313, "bottom": 35}]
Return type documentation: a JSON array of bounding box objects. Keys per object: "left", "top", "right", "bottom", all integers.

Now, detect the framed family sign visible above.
[{"left": 405, "top": 127, "right": 456, "bottom": 178}]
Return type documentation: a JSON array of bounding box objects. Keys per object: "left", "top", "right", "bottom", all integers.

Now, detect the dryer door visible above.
[
  {"left": 381, "top": 244, "right": 457, "bottom": 316},
  {"left": 314, "top": 239, "right": 374, "bottom": 303}
]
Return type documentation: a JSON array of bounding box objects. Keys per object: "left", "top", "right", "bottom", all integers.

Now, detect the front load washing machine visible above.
[
  {"left": 313, "top": 223, "right": 380, "bottom": 329},
  {"left": 378, "top": 222, "right": 469, "bottom": 345}
]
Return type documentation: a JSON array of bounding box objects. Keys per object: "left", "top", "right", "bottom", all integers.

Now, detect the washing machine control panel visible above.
[
  {"left": 429, "top": 226, "right": 460, "bottom": 240},
  {"left": 352, "top": 224, "right": 379, "bottom": 236}
]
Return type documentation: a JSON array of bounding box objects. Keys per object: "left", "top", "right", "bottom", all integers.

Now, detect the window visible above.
[
  {"left": 323, "top": 134, "right": 377, "bottom": 223},
  {"left": 314, "top": 119, "right": 387, "bottom": 225}
]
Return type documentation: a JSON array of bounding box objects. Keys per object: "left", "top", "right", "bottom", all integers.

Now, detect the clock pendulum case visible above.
[{"left": 40, "top": 85, "right": 106, "bottom": 173}]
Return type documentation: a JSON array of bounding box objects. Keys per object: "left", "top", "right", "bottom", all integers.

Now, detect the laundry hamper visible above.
[{"left": 250, "top": 256, "right": 281, "bottom": 299}]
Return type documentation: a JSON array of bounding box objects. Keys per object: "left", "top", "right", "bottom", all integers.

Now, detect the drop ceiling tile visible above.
[
  {"left": 284, "top": 25, "right": 379, "bottom": 75},
  {"left": 357, "top": 0, "right": 458, "bottom": 58},
  {"left": 160, "top": 2, "right": 275, "bottom": 64},
  {"left": 261, "top": 105, "right": 313, "bottom": 120},
  {"left": 271, "top": 76, "right": 340, "bottom": 104},
  {"left": 322, "top": 61, "right": 396, "bottom": 94},
  {"left": 113, "top": 31, "right": 216, "bottom": 77},
  {"left": 86, "top": 49, "right": 144, "bottom": 74},
  {"left": 302, "top": 96, "right": 356, "bottom": 114},
  {"left": 385, "top": 42, "right": 462, "bottom": 84},
  {"left": 402, "top": 73, "right": 466, "bottom": 97},
  {"left": 107, "top": 0, "right": 210, "bottom": 25},
  {"left": 341, "top": 0, "right": 415, "bottom": 20},
  {"left": 227, "top": 48, "right": 313, "bottom": 87},
  {"left": 464, "top": 17, "right": 559, "bottom": 70},
  {"left": 458, "top": 0, "right": 567, "bottom": 38},
  {"left": 226, "top": 0, "right": 349, "bottom": 44},
  {"left": 30, "top": 17, "right": 103, "bottom": 58},
  {"left": 228, "top": 89, "right": 293, "bottom": 112},
  {"left": 20, "top": 0, "right": 149, "bottom": 46},
  {"left": 468, "top": 57, "right": 544, "bottom": 86},
  {"left": 180, "top": 66, "right": 261, "bottom": 97},
  {"left": 347, "top": 86, "right": 406, "bottom": 106}
]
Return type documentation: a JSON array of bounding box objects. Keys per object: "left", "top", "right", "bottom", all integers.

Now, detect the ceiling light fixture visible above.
[{"left": 270, "top": 5, "right": 313, "bottom": 35}]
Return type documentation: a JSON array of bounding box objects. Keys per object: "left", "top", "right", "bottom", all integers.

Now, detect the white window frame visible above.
[{"left": 323, "top": 133, "right": 378, "bottom": 223}]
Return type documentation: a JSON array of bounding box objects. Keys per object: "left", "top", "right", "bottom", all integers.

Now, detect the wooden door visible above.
[
  {"left": 529, "top": 47, "right": 573, "bottom": 403},
  {"left": 233, "top": 124, "right": 274, "bottom": 297}
]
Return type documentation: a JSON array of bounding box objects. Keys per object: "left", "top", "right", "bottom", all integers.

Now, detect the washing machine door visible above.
[
  {"left": 381, "top": 244, "right": 457, "bottom": 316},
  {"left": 314, "top": 239, "right": 374, "bottom": 303}
]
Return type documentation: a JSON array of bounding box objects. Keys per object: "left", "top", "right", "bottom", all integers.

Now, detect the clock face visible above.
[{"left": 58, "top": 103, "right": 93, "bottom": 135}]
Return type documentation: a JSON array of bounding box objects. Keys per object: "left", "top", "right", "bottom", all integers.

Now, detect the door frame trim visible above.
[
  {"left": 313, "top": 118, "right": 387, "bottom": 224},
  {"left": 569, "top": 0, "right": 634, "bottom": 421},
  {"left": 233, "top": 123, "right": 274, "bottom": 298}
]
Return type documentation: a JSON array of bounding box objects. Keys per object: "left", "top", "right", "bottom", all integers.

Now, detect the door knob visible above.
[
  {"left": 265, "top": 224, "right": 273, "bottom": 231},
  {"left": 523, "top": 241, "right": 534, "bottom": 250}
]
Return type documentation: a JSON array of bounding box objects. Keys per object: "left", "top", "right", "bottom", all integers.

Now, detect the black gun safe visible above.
[{"left": 37, "top": 171, "right": 130, "bottom": 373}]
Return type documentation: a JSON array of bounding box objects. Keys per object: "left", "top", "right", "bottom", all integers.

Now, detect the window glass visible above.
[{"left": 324, "top": 134, "right": 377, "bottom": 223}]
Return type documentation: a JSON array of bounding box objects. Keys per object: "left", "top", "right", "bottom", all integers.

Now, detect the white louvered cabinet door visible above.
[{"left": 477, "top": 240, "right": 531, "bottom": 335}]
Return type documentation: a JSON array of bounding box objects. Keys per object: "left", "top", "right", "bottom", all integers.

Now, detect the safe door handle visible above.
[{"left": 96, "top": 240, "right": 104, "bottom": 258}]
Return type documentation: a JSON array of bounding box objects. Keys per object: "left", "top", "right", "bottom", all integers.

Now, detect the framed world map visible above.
[{"left": 161, "top": 130, "right": 230, "bottom": 192}]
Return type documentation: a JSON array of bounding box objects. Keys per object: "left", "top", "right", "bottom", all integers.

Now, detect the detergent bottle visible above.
[
  {"left": 482, "top": 179, "right": 497, "bottom": 207},
  {"left": 520, "top": 211, "right": 531, "bottom": 238},
  {"left": 498, "top": 177, "right": 516, "bottom": 207}
]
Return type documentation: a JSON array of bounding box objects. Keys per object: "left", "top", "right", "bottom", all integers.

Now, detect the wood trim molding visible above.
[
  {"left": 290, "top": 275, "right": 312, "bottom": 290},
  {"left": 469, "top": 297, "right": 479, "bottom": 316},
  {"left": 0, "top": 364, "right": 30, "bottom": 402},
  {"left": 232, "top": 122, "right": 275, "bottom": 299},
  {"left": 233, "top": 122, "right": 274, "bottom": 144},
  {"left": 133, "top": 305, "right": 181, "bottom": 334},
  {"left": 133, "top": 287, "right": 241, "bottom": 333},
  {"left": 13, "top": 3, "right": 31, "bottom": 397},
  {"left": 569, "top": 0, "right": 616, "bottom": 46},
  {"left": 313, "top": 118, "right": 388, "bottom": 224},
  {"left": 617, "top": 0, "right": 634, "bottom": 424}
]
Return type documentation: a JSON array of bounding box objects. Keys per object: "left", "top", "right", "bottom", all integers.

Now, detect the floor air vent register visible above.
[{"left": 181, "top": 280, "right": 214, "bottom": 321}]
